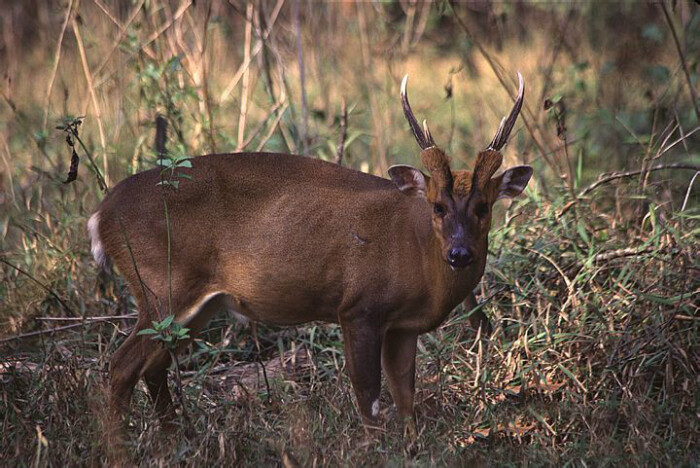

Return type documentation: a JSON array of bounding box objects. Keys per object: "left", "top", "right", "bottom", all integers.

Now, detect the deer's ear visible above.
[
  {"left": 388, "top": 165, "right": 427, "bottom": 198},
  {"left": 496, "top": 165, "right": 533, "bottom": 200}
]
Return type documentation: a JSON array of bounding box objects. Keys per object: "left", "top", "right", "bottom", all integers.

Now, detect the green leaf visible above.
[
  {"left": 161, "top": 314, "right": 175, "bottom": 328},
  {"left": 576, "top": 221, "right": 590, "bottom": 245},
  {"left": 137, "top": 328, "right": 159, "bottom": 335}
]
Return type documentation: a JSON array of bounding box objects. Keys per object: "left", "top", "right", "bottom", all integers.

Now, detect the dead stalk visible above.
[
  {"left": 42, "top": 0, "right": 74, "bottom": 132},
  {"left": 73, "top": 17, "right": 110, "bottom": 187},
  {"left": 294, "top": 0, "right": 309, "bottom": 155},
  {"left": 336, "top": 98, "right": 348, "bottom": 165},
  {"left": 237, "top": 2, "right": 254, "bottom": 151},
  {"left": 449, "top": 2, "right": 553, "bottom": 170},
  {"left": 220, "top": 0, "right": 285, "bottom": 104},
  {"left": 660, "top": 3, "right": 700, "bottom": 121}
]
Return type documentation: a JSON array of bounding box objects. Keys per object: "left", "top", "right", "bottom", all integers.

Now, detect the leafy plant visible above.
[
  {"left": 137, "top": 314, "right": 191, "bottom": 348},
  {"left": 157, "top": 156, "right": 192, "bottom": 190}
]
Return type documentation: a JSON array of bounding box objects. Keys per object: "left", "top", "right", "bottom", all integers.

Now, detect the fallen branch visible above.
[
  {"left": 35, "top": 315, "right": 137, "bottom": 322},
  {"left": 593, "top": 247, "right": 658, "bottom": 263},
  {"left": 0, "top": 319, "right": 123, "bottom": 344}
]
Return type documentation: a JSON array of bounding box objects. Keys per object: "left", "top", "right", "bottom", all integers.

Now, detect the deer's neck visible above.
[{"left": 419, "top": 231, "right": 486, "bottom": 328}]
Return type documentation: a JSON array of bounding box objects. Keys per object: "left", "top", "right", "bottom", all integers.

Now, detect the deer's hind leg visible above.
[
  {"left": 109, "top": 307, "right": 173, "bottom": 425},
  {"left": 142, "top": 347, "right": 175, "bottom": 425},
  {"left": 109, "top": 322, "right": 151, "bottom": 421},
  {"left": 109, "top": 291, "right": 228, "bottom": 428}
]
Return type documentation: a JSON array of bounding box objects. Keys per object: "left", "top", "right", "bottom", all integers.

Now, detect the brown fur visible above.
[
  {"left": 420, "top": 147, "right": 453, "bottom": 195},
  {"left": 472, "top": 150, "right": 503, "bottom": 190},
  {"left": 451, "top": 170, "right": 473, "bottom": 198},
  {"left": 94, "top": 152, "right": 489, "bottom": 439}
]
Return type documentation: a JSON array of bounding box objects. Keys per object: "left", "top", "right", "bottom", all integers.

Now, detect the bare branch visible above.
[{"left": 578, "top": 163, "right": 700, "bottom": 198}]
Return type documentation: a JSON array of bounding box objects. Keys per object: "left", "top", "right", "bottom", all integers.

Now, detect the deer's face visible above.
[
  {"left": 429, "top": 191, "right": 473, "bottom": 269},
  {"left": 389, "top": 162, "right": 532, "bottom": 270},
  {"left": 391, "top": 72, "right": 532, "bottom": 270}
]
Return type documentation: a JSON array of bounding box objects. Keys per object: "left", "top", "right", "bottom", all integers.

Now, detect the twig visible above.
[
  {"left": 411, "top": 0, "right": 431, "bottom": 46},
  {"left": 91, "top": 0, "right": 146, "bottom": 78},
  {"left": 577, "top": 163, "right": 700, "bottom": 198},
  {"left": 401, "top": 0, "right": 417, "bottom": 53},
  {"left": 71, "top": 130, "right": 108, "bottom": 192},
  {"left": 73, "top": 17, "right": 110, "bottom": 187},
  {"left": 220, "top": 0, "right": 285, "bottom": 103},
  {"left": 256, "top": 354, "right": 272, "bottom": 402},
  {"left": 155, "top": 115, "right": 168, "bottom": 158},
  {"left": 35, "top": 315, "right": 137, "bottom": 322},
  {"left": 681, "top": 171, "right": 699, "bottom": 211},
  {"left": 236, "top": 2, "right": 254, "bottom": 151},
  {"left": 168, "top": 349, "right": 192, "bottom": 428},
  {"left": 117, "top": 216, "right": 157, "bottom": 320},
  {"left": 240, "top": 102, "right": 283, "bottom": 150},
  {"left": 335, "top": 98, "right": 348, "bottom": 165},
  {"left": 163, "top": 198, "right": 173, "bottom": 316},
  {"left": 200, "top": 1, "right": 217, "bottom": 153},
  {"left": 0, "top": 321, "right": 114, "bottom": 344},
  {"left": 294, "top": 0, "right": 309, "bottom": 155},
  {"left": 256, "top": 104, "right": 288, "bottom": 152},
  {"left": 0, "top": 134, "right": 17, "bottom": 207},
  {"left": 660, "top": 2, "right": 700, "bottom": 121},
  {"left": 42, "top": 0, "right": 74, "bottom": 132},
  {"left": 93, "top": 1, "right": 192, "bottom": 90},
  {"left": 558, "top": 163, "right": 700, "bottom": 218},
  {"left": 356, "top": 2, "right": 388, "bottom": 174},
  {"left": 0, "top": 258, "right": 74, "bottom": 315},
  {"left": 448, "top": 2, "right": 553, "bottom": 168},
  {"left": 537, "top": 10, "right": 574, "bottom": 109}
]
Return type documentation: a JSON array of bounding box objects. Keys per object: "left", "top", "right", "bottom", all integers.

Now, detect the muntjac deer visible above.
[{"left": 89, "top": 73, "right": 532, "bottom": 435}]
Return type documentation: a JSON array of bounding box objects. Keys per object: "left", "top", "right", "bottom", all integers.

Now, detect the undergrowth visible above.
[
  {"left": 1, "top": 191, "right": 697, "bottom": 467},
  {"left": 1, "top": 1, "right": 699, "bottom": 467}
]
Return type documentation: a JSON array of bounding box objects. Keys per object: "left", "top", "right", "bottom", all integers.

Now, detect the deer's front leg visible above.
[
  {"left": 382, "top": 329, "right": 418, "bottom": 437},
  {"left": 339, "top": 310, "right": 382, "bottom": 428}
]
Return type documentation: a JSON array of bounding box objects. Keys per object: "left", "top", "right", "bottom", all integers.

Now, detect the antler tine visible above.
[
  {"left": 487, "top": 72, "right": 525, "bottom": 151},
  {"left": 422, "top": 119, "right": 436, "bottom": 148},
  {"left": 401, "top": 74, "right": 429, "bottom": 150}
]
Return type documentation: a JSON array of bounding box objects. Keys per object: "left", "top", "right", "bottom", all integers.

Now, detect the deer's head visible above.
[{"left": 389, "top": 74, "right": 533, "bottom": 269}]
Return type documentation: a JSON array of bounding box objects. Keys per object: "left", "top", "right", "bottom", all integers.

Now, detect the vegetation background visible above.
[{"left": 1, "top": 0, "right": 698, "bottom": 466}]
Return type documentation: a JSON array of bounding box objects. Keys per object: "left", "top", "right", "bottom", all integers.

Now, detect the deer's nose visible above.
[{"left": 447, "top": 247, "right": 473, "bottom": 268}]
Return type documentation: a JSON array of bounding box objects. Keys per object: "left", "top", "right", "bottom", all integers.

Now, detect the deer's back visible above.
[{"left": 94, "top": 153, "right": 432, "bottom": 324}]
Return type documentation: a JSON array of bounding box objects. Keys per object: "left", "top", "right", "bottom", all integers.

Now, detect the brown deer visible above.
[{"left": 88, "top": 73, "right": 531, "bottom": 435}]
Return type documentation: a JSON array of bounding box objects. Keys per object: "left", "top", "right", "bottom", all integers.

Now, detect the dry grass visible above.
[{"left": 1, "top": 1, "right": 699, "bottom": 466}]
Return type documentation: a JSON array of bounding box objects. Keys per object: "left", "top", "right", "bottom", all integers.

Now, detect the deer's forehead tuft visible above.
[
  {"left": 419, "top": 147, "right": 451, "bottom": 174},
  {"left": 452, "top": 170, "right": 473, "bottom": 198}
]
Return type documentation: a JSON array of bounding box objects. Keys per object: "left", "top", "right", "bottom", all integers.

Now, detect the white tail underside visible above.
[{"left": 87, "top": 212, "right": 107, "bottom": 269}]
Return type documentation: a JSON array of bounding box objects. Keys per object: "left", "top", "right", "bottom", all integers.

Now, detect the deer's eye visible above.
[
  {"left": 433, "top": 203, "right": 446, "bottom": 217},
  {"left": 475, "top": 202, "right": 488, "bottom": 218}
]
